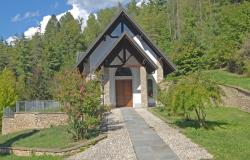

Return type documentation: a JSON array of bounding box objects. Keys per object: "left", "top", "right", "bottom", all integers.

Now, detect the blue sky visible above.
[
  {"left": 0, "top": 0, "right": 142, "bottom": 41},
  {"left": 0, "top": 0, "right": 71, "bottom": 39}
]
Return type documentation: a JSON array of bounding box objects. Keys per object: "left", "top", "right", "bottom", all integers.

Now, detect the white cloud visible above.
[
  {"left": 23, "top": 3, "right": 90, "bottom": 39},
  {"left": 68, "top": 4, "right": 89, "bottom": 28},
  {"left": 22, "top": 15, "right": 51, "bottom": 39},
  {"left": 40, "top": 15, "right": 52, "bottom": 34},
  {"left": 11, "top": 11, "right": 39, "bottom": 22},
  {"left": 17, "top": 0, "right": 142, "bottom": 39},
  {"left": 24, "top": 27, "right": 40, "bottom": 38},
  {"left": 6, "top": 36, "right": 18, "bottom": 45},
  {"left": 67, "top": 0, "right": 130, "bottom": 12}
]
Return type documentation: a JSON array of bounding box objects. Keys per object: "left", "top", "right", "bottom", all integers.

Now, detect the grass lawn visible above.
[
  {"left": 0, "top": 126, "right": 75, "bottom": 148},
  {"left": 204, "top": 70, "right": 250, "bottom": 91},
  {"left": 0, "top": 154, "right": 62, "bottom": 160},
  {"left": 151, "top": 107, "right": 250, "bottom": 160}
]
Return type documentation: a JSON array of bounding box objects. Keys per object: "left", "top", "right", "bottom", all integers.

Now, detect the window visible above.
[
  {"left": 115, "top": 67, "right": 132, "bottom": 76},
  {"left": 147, "top": 79, "right": 153, "bottom": 97}
]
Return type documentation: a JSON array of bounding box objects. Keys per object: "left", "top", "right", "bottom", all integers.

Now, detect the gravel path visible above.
[
  {"left": 135, "top": 108, "right": 213, "bottom": 160},
  {"left": 67, "top": 109, "right": 136, "bottom": 160}
]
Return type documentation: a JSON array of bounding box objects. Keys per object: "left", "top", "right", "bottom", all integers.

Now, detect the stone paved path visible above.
[
  {"left": 67, "top": 108, "right": 212, "bottom": 160},
  {"left": 136, "top": 108, "right": 213, "bottom": 160},
  {"left": 121, "top": 108, "right": 179, "bottom": 160}
]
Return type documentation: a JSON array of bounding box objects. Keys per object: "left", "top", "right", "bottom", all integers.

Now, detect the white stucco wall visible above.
[
  {"left": 107, "top": 56, "right": 143, "bottom": 108},
  {"left": 87, "top": 20, "right": 164, "bottom": 108},
  {"left": 131, "top": 67, "right": 142, "bottom": 107}
]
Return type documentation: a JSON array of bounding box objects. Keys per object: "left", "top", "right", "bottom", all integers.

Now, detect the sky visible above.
[{"left": 0, "top": 0, "right": 143, "bottom": 43}]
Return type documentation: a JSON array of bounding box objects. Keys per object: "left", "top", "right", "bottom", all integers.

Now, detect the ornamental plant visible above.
[
  {"left": 0, "top": 68, "right": 18, "bottom": 130},
  {"left": 53, "top": 70, "right": 104, "bottom": 140},
  {"left": 158, "top": 72, "right": 221, "bottom": 127}
]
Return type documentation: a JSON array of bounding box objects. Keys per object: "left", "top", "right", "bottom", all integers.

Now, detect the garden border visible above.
[{"left": 0, "top": 134, "right": 107, "bottom": 156}]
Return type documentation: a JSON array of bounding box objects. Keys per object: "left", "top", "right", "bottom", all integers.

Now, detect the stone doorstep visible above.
[{"left": 0, "top": 134, "right": 107, "bottom": 156}]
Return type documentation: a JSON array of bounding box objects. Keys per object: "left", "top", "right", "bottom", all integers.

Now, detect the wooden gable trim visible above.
[
  {"left": 92, "top": 33, "right": 158, "bottom": 73},
  {"left": 76, "top": 9, "right": 176, "bottom": 74}
]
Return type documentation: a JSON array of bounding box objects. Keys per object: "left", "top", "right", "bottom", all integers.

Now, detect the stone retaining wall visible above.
[
  {"left": 2, "top": 112, "right": 68, "bottom": 135},
  {"left": 0, "top": 134, "right": 107, "bottom": 156},
  {"left": 220, "top": 85, "right": 250, "bottom": 112}
]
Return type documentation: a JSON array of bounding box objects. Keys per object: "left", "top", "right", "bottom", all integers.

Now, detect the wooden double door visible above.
[{"left": 115, "top": 80, "right": 133, "bottom": 107}]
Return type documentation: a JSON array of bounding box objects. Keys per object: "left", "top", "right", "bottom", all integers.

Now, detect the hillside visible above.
[
  {"left": 205, "top": 70, "right": 250, "bottom": 91},
  {"left": 0, "top": 0, "right": 250, "bottom": 100}
]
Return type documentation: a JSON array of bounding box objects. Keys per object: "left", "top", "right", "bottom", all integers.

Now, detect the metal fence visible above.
[{"left": 3, "top": 100, "right": 62, "bottom": 117}]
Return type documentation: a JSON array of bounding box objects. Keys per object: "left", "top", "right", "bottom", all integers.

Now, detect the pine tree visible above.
[
  {"left": 82, "top": 14, "right": 101, "bottom": 46},
  {"left": 43, "top": 15, "right": 62, "bottom": 76},
  {"left": 58, "top": 12, "right": 83, "bottom": 66}
]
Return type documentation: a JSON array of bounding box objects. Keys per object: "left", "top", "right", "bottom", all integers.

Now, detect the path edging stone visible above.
[{"left": 0, "top": 134, "right": 107, "bottom": 156}]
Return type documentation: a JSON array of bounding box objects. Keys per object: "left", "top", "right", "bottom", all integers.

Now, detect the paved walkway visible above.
[
  {"left": 121, "top": 108, "right": 179, "bottom": 160},
  {"left": 67, "top": 108, "right": 212, "bottom": 160}
]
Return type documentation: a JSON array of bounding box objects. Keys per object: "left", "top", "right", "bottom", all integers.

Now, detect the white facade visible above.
[{"left": 78, "top": 10, "right": 174, "bottom": 108}]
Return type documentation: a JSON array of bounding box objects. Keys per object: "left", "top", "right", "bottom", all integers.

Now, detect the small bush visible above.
[
  {"left": 53, "top": 70, "right": 104, "bottom": 141},
  {"left": 158, "top": 72, "right": 221, "bottom": 127}
]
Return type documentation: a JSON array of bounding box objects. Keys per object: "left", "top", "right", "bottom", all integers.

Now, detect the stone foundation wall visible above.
[{"left": 2, "top": 112, "right": 68, "bottom": 135}]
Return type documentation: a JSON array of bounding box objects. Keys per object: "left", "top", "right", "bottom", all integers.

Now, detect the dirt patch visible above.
[{"left": 220, "top": 85, "right": 250, "bottom": 113}]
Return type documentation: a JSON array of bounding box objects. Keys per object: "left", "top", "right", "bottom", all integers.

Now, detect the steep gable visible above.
[
  {"left": 91, "top": 33, "right": 158, "bottom": 73},
  {"left": 76, "top": 9, "right": 176, "bottom": 75}
]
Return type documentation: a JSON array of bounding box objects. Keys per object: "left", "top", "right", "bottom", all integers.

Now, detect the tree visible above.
[
  {"left": 82, "top": 14, "right": 101, "bottom": 46},
  {"left": 0, "top": 68, "right": 18, "bottom": 112},
  {"left": 15, "top": 37, "right": 32, "bottom": 83},
  {"left": 43, "top": 15, "right": 62, "bottom": 77},
  {"left": 53, "top": 70, "right": 104, "bottom": 140},
  {"left": 58, "top": 12, "right": 83, "bottom": 66},
  {"left": 0, "top": 40, "right": 9, "bottom": 72},
  {"left": 158, "top": 73, "right": 221, "bottom": 127},
  {"left": 127, "top": 0, "right": 138, "bottom": 16}
]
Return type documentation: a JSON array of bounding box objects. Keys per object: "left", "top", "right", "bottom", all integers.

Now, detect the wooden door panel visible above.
[{"left": 116, "top": 80, "right": 132, "bottom": 107}]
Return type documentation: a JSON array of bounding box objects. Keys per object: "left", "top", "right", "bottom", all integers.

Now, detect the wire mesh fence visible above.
[{"left": 3, "top": 100, "right": 62, "bottom": 117}]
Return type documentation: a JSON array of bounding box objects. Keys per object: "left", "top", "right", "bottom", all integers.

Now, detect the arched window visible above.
[{"left": 115, "top": 67, "right": 132, "bottom": 76}]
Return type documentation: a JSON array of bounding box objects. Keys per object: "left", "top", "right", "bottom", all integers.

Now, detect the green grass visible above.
[
  {"left": 0, "top": 126, "right": 75, "bottom": 148},
  {"left": 0, "top": 154, "right": 62, "bottom": 160},
  {"left": 204, "top": 70, "right": 250, "bottom": 91},
  {"left": 151, "top": 107, "right": 250, "bottom": 160}
]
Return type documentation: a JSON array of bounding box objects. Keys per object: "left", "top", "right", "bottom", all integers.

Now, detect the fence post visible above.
[{"left": 16, "top": 101, "right": 19, "bottom": 112}]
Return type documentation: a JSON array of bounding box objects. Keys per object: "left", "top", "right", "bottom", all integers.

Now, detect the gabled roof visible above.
[
  {"left": 76, "top": 9, "right": 176, "bottom": 74},
  {"left": 92, "top": 32, "right": 158, "bottom": 73}
]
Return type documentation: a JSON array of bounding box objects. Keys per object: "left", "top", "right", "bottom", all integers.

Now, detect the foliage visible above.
[
  {"left": 0, "top": 69, "right": 18, "bottom": 108},
  {"left": 158, "top": 72, "right": 221, "bottom": 126},
  {"left": 1, "top": 1, "right": 250, "bottom": 101},
  {"left": 53, "top": 70, "right": 104, "bottom": 141},
  {"left": 152, "top": 107, "right": 250, "bottom": 160},
  {"left": 0, "top": 68, "right": 18, "bottom": 130}
]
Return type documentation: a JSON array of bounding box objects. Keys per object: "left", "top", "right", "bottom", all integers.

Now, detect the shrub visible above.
[
  {"left": 158, "top": 72, "right": 221, "bottom": 127},
  {"left": 0, "top": 68, "right": 18, "bottom": 130},
  {"left": 53, "top": 70, "right": 104, "bottom": 141}
]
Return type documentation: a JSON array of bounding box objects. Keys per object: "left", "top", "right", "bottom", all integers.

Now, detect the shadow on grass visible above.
[
  {"left": 174, "top": 119, "right": 228, "bottom": 130},
  {"left": 0, "top": 129, "right": 39, "bottom": 147}
]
